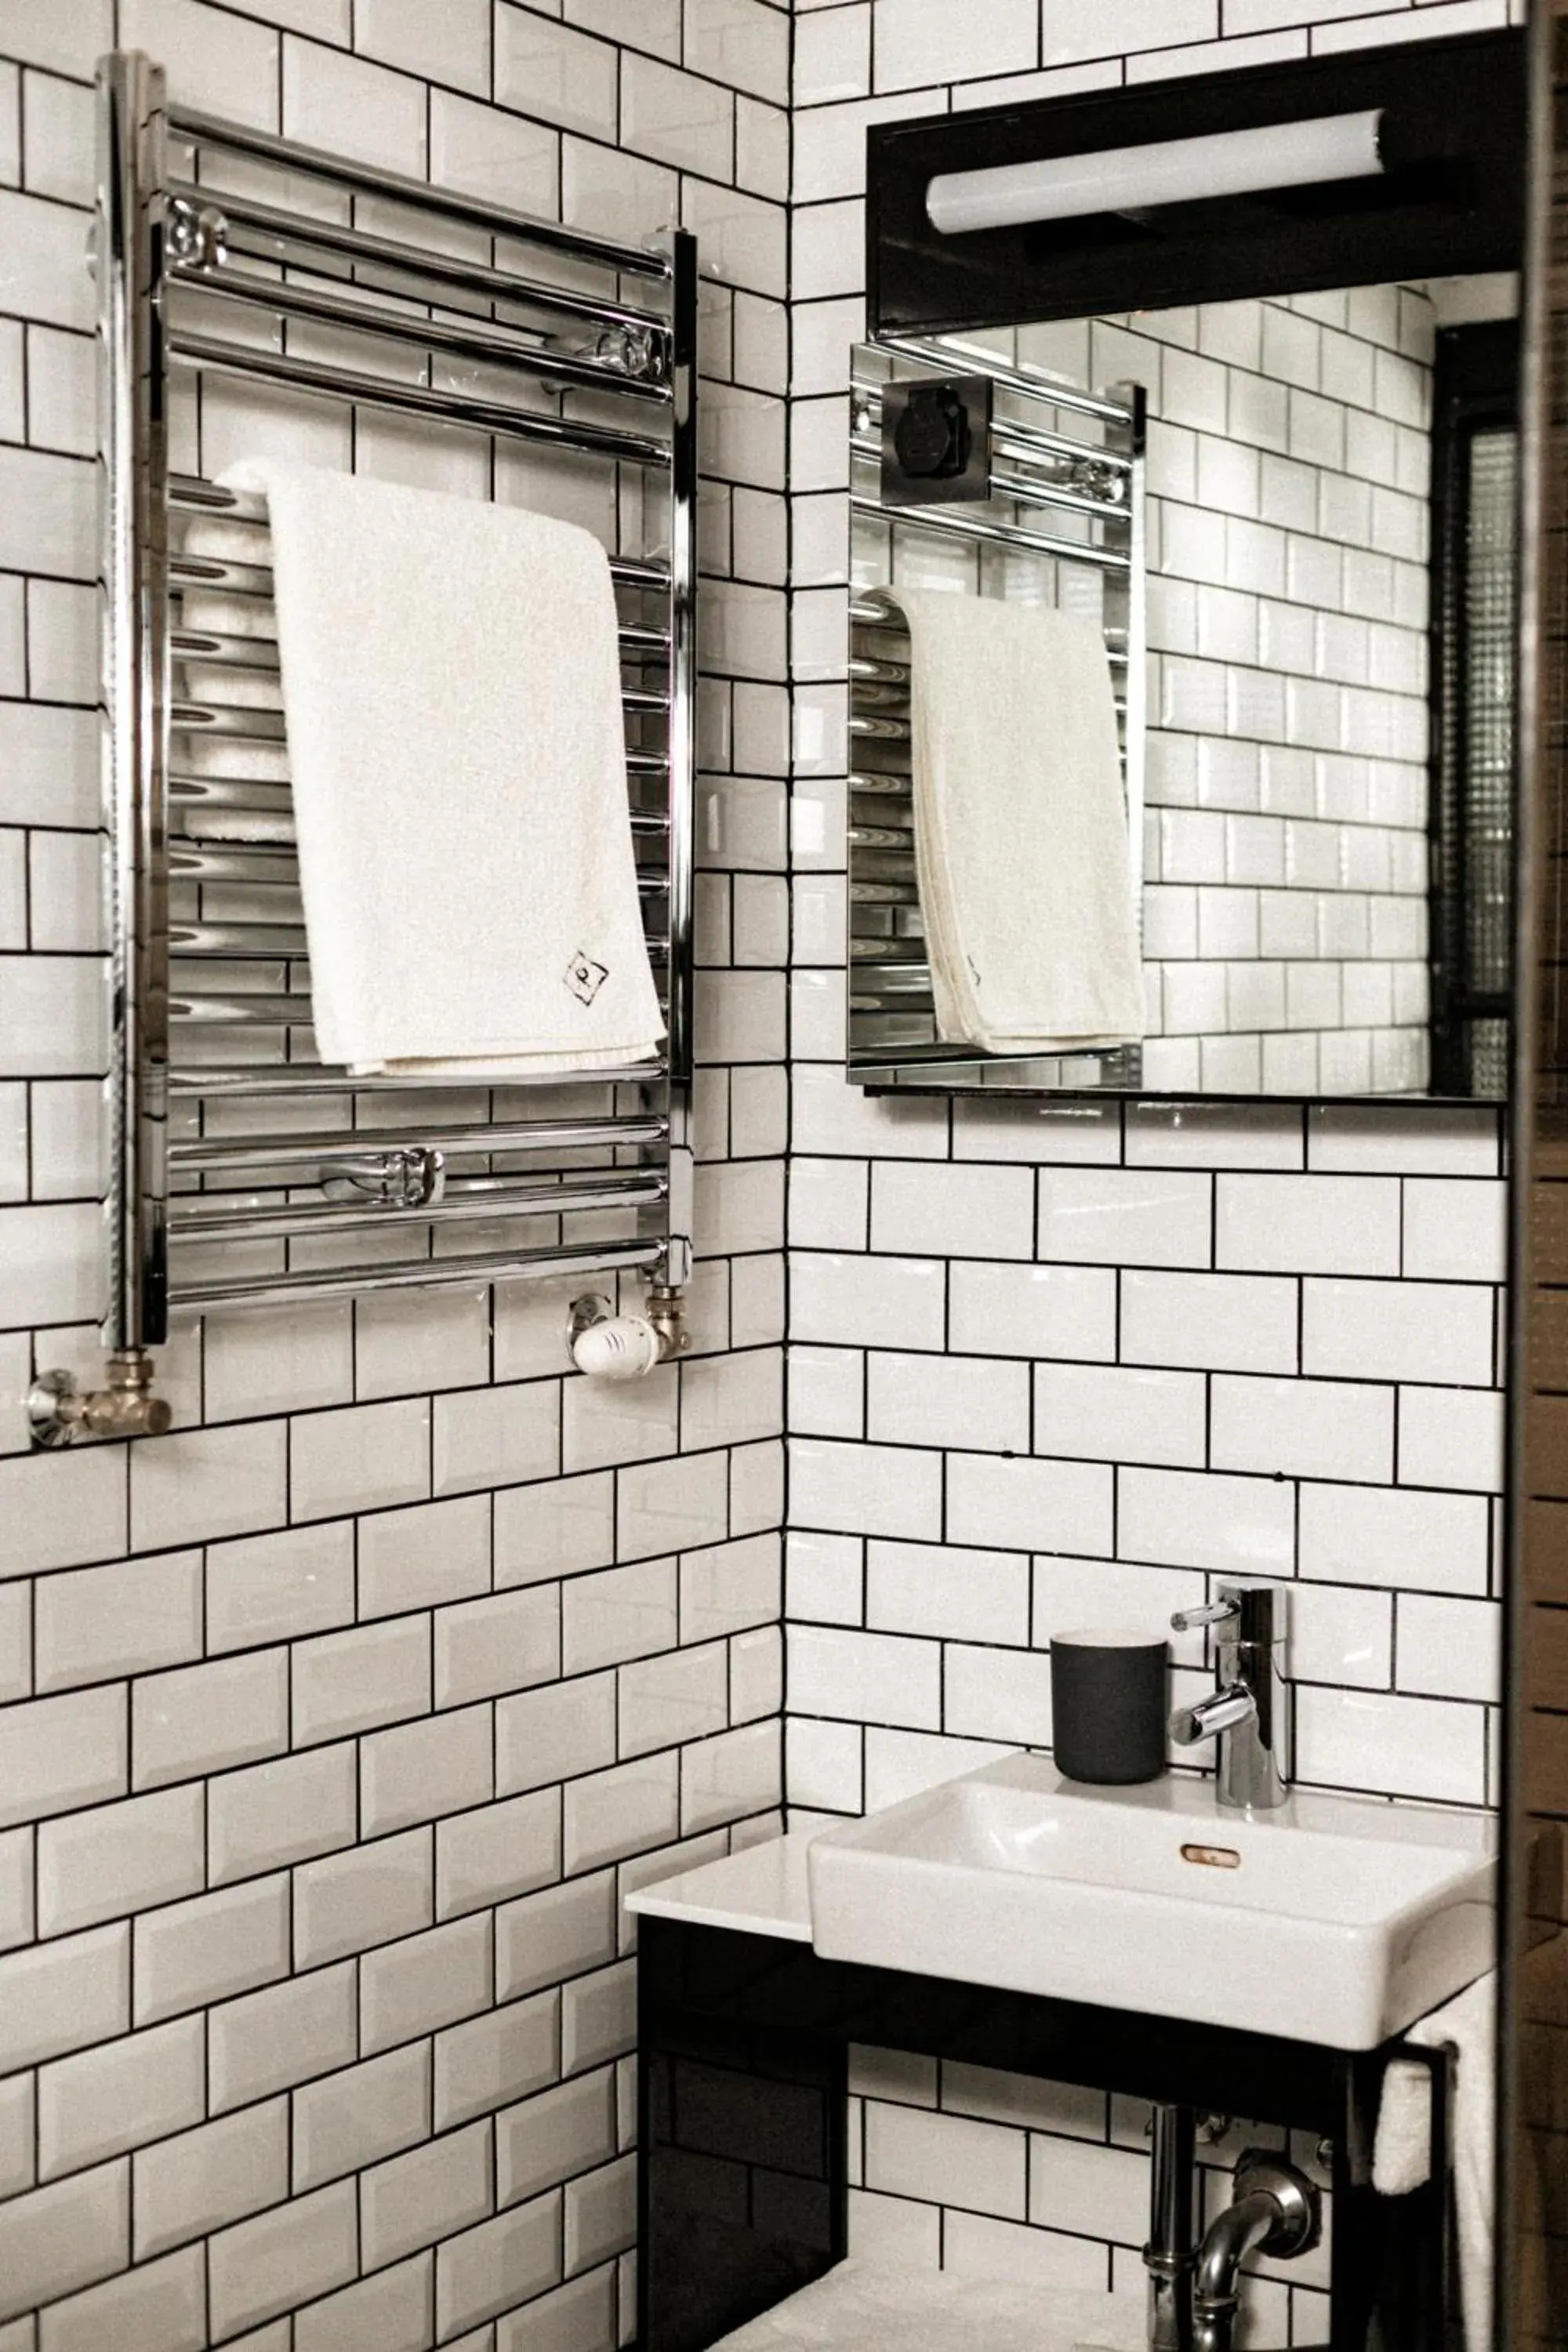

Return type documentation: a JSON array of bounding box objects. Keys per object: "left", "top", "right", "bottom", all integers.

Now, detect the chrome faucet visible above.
[{"left": 1168, "top": 1580, "right": 1290, "bottom": 1810}]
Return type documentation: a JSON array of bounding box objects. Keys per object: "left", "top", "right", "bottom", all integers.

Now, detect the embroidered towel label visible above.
[{"left": 564, "top": 950, "right": 609, "bottom": 1007}]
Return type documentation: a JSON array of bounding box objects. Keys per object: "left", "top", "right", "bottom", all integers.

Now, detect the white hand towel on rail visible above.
[
  {"left": 877, "top": 586, "right": 1144, "bottom": 1057},
  {"left": 211, "top": 460, "right": 665, "bottom": 1080}
]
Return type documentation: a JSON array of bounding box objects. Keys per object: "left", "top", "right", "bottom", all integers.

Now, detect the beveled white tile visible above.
[
  {"left": 37, "top": 2016, "right": 204, "bottom": 2183},
  {"left": 291, "top": 2251, "right": 428, "bottom": 2352},
  {"left": 623, "top": 47, "right": 733, "bottom": 176},
  {"left": 281, "top": 30, "right": 423, "bottom": 168},
  {"left": 0, "top": 1686, "right": 125, "bottom": 1831},
  {"left": 205, "top": 1522, "right": 354, "bottom": 1653},
  {"left": 290, "top": 1396, "right": 430, "bottom": 1522},
  {"left": 124, "top": 0, "right": 281, "bottom": 122},
  {"left": 435, "top": 1587, "right": 560, "bottom": 1710},
  {"left": 209, "top": 1962, "right": 358, "bottom": 2118},
  {"left": 132, "top": 2091, "right": 290, "bottom": 2260},
  {"left": 34, "top": 2241, "right": 205, "bottom": 2352},
  {"left": 563, "top": 1751, "right": 680, "bottom": 1873},
  {"left": 437, "top": 1787, "right": 559, "bottom": 1923},
  {"left": 209, "top": 2178, "right": 358, "bottom": 2339},
  {"left": 132, "top": 1879, "right": 288, "bottom": 2031},
  {"left": 948, "top": 1453, "right": 1112, "bottom": 1558},
  {"left": 132, "top": 1650, "right": 288, "bottom": 1791},
  {"left": 37, "top": 1785, "right": 205, "bottom": 1938},
  {"left": 359, "top": 1915, "right": 492, "bottom": 2060},
  {"left": 209, "top": 1744, "right": 358, "bottom": 1886},
  {"left": 292, "top": 2043, "right": 430, "bottom": 2192},
  {"left": 560, "top": 1952, "right": 635, "bottom": 2073},
  {"left": 35, "top": 1548, "right": 201, "bottom": 1692},
  {"left": 0, "top": 2159, "right": 130, "bottom": 2328},
  {"left": 684, "top": 0, "right": 789, "bottom": 103},
  {"left": 361, "top": 1705, "right": 493, "bottom": 1838},
  {"left": 203, "top": 1303, "right": 354, "bottom": 1424},
  {"left": 681, "top": 1717, "right": 779, "bottom": 1833},
  {"left": 358, "top": 1493, "right": 490, "bottom": 1619},
  {"left": 292, "top": 1619, "right": 431, "bottom": 1746},
  {"left": 130, "top": 1422, "right": 286, "bottom": 1555},
  {"left": 495, "top": 1469, "right": 615, "bottom": 1589},
  {"left": 562, "top": 1363, "right": 680, "bottom": 1473},
  {"left": 1294, "top": 1684, "right": 1486, "bottom": 1805},
  {"left": 1397, "top": 1592, "right": 1501, "bottom": 1702},
  {"left": 497, "top": 2068, "right": 615, "bottom": 2206},
  {"left": 1398, "top": 1385, "right": 1504, "bottom": 1494},
  {"left": 294, "top": 1829, "right": 433, "bottom": 1970},
  {"left": 867, "top": 1352, "right": 1029, "bottom": 1455},
  {"left": 356, "top": 0, "right": 488, "bottom": 89},
  {"left": 1212, "top": 1373, "right": 1392, "bottom": 1483}
]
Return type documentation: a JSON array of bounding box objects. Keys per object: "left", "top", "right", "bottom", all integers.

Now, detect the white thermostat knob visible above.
[{"left": 569, "top": 1312, "right": 662, "bottom": 1382}]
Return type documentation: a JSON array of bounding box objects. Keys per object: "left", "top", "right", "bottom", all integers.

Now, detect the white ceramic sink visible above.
[{"left": 808, "top": 1756, "right": 1497, "bottom": 2050}]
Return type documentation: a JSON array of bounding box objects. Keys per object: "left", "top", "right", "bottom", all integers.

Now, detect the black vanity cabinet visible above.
[{"left": 635, "top": 1902, "right": 1450, "bottom": 2352}]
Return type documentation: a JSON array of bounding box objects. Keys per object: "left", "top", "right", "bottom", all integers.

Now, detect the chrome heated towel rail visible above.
[{"left": 34, "top": 50, "right": 698, "bottom": 1443}]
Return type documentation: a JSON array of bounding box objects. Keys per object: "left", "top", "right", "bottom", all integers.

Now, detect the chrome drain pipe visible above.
[
  {"left": 1191, "top": 2154, "right": 1321, "bottom": 2352},
  {"left": 1145, "top": 2106, "right": 1196, "bottom": 2352}
]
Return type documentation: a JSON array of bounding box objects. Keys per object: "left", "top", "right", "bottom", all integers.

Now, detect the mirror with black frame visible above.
[{"left": 848, "top": 31, "right": 1526, "bottom": 1105}]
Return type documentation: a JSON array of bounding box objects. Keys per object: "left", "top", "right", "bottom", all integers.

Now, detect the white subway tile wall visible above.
[
  {"left": 788, "top": 0, "right": 1511, "bottom": 2331},
  {"left": 0, "top": 2, "right": 788, "bottom": 2346},
  {"left": 0, "top": 0, "right": 1521, "bottom": 2344}
]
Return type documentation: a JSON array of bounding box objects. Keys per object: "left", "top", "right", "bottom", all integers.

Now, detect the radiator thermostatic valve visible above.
[
  {"left": 29, "top": 1349, "right": 172, "bottom": 1447},
  {"left": 568, "top": 1288, "right": 689, "bottom": 1383}
]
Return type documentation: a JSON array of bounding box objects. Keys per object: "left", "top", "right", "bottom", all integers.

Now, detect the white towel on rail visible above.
[
  {"left": 204, "top": 460, "right": 664, "bottom": 1080},
  {"left": 877, "top": 586, "right": 1144, "bottom": 1057},
  {"left": 1373, "top": 1968, "right": 1494, "bottom": 2351}
]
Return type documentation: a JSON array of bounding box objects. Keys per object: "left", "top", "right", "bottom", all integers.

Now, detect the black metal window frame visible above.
[{"left": 1428, "top": 317, "right": 1522, "bottom": 1099}]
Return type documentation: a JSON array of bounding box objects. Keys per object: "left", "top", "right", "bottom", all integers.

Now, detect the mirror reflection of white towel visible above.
[{"left": 881, "top": 586, "right": 1144, "bottom": 1056}]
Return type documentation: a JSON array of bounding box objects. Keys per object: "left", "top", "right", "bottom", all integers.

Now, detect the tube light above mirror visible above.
[{"left": 925, "top": 111, "right": 1385, "bottom": 238}]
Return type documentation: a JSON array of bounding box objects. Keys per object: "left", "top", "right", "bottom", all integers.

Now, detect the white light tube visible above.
[{"left": 926, "top": 111, "right": 1385, "bottom": 238}]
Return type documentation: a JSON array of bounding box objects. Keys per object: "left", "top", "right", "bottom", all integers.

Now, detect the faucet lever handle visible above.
[
  {"left": 1169, "top": 1686, "right": 1256, "bottom": 1746},
  {"left": 1171, "top": 1599, "right": 1239, "bottom": 1635}
]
